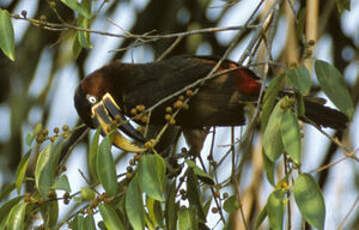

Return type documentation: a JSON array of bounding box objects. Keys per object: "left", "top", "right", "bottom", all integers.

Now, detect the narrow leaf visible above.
[
  {"left": 125, "top": 176, "right": 145, "bottom": 230},
  {"left": 72, "top": 32, "right": 82, "bottom": 59},
  {"left": 267, "top": 189, "right": 284, "bottom": 230},
  {"left": 294, "top": 173, "right": 325, "bottom": 230},
  {"left": 43, "top": 200, "right": 59, "bottom": 227},
  {"left": 96, "top": 135, "right": 118, "bottom": 196},
  {"left": 60, "top": 0, "right": 91, "bottom": 18},
  {"left": 35, "top": 143, "right": 54, "bottom": 198},
  {"left": 185, "top": 160, "right": 214, "bottom": 185},
  {"left": 72, "top": 215, "right": 84, "bottom": 230},
  {"left": 0, "top": 196, "right": 23, "bottom": 229},
  {"left": 263, "top": 98, "right": 286, "bottom": 162},
  {"left": 261, "top": 75, "right": 286, "bottom": 130},
  {"left": 78, "top": 15, "right": 92, "bottom": 48},
  {"left": 89, "top": 128, "right": 100, "bottom": 182},
  {"left": 15, "top": 150, "right": 31, "bottom": 194},
  {"left": 0, "top": 183, "right": 16, "bottom": 201},
  {"left": 0, "top": 9, "right": 15, "bottom": 61},
  {"left": 263, "top": 152, "right": 275, "bottom": 186},
  {"left": 178, "top": 207, "right": 197, "bottom": 230},
  {"left": 84, "top": 215, "right": 96, "bottom": 230},
  {"left": 165, "top": 181, "right": 178, "bottom": 230},
  {"left": 286, "top": 66, "right": 311, "bottom": 94},
  {"left": 315, "top": 60, "right": 354, "bottom": 118},
  {"left": 26, "top": 123, "right": 42, "bottom": 146},
  {"left": 203, "top": 199, "right": 212, "bottom": 218},
  {"left": 296, "top": 8, "right": 306, "bottom": 40},
  {"left": 6, "top": 201, "right": 27, "bottom": 230},
  {"left": 296, "top": 93, "right": 306, "bottom": 116},
  {"left": 255, "top": 204, "right": 267, "bottom": 229},
  {"left": 81, "top": 0, "right": 92, "bottom": 17},
  {"left": 53, "top": 175, "right": 71, "bottom": 193},
  {"left": 280, "top": 109, "right": 302, "bottom": 165},
  {"left": 146, "top": 196, "right": 163, "bottom": 228},
  {"left": 138, "top": 154, "right": 166, "bottom": 201},
  {"left": 186, "top": 169, "right": 205, "bottom": 221},
  {"left": 145, "top": 213, "right": 156, "bottom": 230},
  {"left": 99, "top": 203, "right": 126, "bottom": 230}
]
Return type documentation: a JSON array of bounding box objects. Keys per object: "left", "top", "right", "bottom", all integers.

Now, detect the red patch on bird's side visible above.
[
  {"left": 226, "top": 63, "right": 261, "bottom": 96},
  {"left": 235, "top": 69, "right": 261, "bottom": 96}
]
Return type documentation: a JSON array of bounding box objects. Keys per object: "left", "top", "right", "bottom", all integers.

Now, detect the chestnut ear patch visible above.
[{"left": 81, "top": 71, "right": 111, "bottom": 99}]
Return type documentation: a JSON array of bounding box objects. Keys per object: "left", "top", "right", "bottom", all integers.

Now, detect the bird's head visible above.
[
  {"left": 74, "top": 71, "right": 111, "bottom": 128},
  {"left": 74, "top": 69, "right": 146, "bottom": 152}
]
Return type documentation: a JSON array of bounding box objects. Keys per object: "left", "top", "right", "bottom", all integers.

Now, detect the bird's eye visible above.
[{"left": 86, "top": 95, "right": 97, "bottom": 104}]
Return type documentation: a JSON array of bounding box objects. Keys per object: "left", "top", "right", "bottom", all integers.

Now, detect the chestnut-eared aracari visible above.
[{"left": 74, "top": 55, "right": 348, "bottom": 152}]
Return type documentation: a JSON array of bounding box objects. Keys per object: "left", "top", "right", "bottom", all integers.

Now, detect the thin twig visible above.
[{"left": 338, "top": 193, "right": 359, "bottom": 229}]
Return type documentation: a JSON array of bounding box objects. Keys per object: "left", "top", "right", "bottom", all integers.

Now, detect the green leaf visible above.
[
  {"left": 263, "top": 152, "right": 275, "bottom": 186},
  {"left": 96, "top": 135, "right": 118, "bottom": 196},
  {"left": 15, "top": 150, "right": 31, "bottom": 194},
  {"left": 112, "top": 193, "right": 126, "bottom": 222},
  {"left": 261, "top": 75, "right": 286, "bottom": 131},
  {"left": 53, "top": 175, "right": 71, "bottom": 193},
  {"left": 267, "top": 189, "right": 284, "bottom": 230},
  {"left": 294, "top": 173, "right": 325, "bottom": 230},
  {"left": 280, "top": 109, "right": 302, "bottom": 165},
  {"left": 178, "top": 206, "right": 198, "bottom": 230},
  {"left": 72, "top": 32, "right": 82, "bottom": 59},
  {"left": 35, "top": 142, "right": 63, "bottom": 198},
  {"left": 0, "top": 196, "right": 23, "bottom": 229},
  {"left": 223, "top": 196, "right": 239, "bottom": 213},
  {"left": 336, "top": 0, "right": 351, "bottom": 13},
  {"left": 99, "top": 203, "right": 126, "bottom": 230},
  {"left": 146, "top": 196, "right": 163, "bottom": 228},
  {"left": 0, "top": 9, "right": 15, "bottom": 61},
  {"left": 203, "top": 199, "right": 212, "bottom": 218},
  {"left": 296, "top": 93, "right": 306, "bottom": 117},
  {"left": 186, "top": 169, "right": 205, "bottom": 221},
  {"left": 26, "top": 123, "right": 42, "bottom": 146},
  {"left": 255, "top": 204, "right": 267, "bottom": 229},
  {"left": 296, "top": 8, "right": 306, "bottom": 40},
  {"left": 84, "top": 215, "right": 96, "bottom": 230},
  {"left": 144, "top": 213, "right": 156, "bottom": 230},
  {"left": 165, "top": 181, "right": 178, "bottom": 230},
  {"left": 80, "top": 187, "right": 96, "bottom": 201},
  {"left": 35, "top": 143, "right": 54, "bottom": 198},
  {"left": 60, "top": 0, "right": 91, "bottom": 18},
  {"left": 263, "top": 98, "right": 286, "bottom": 162},
  {"left": 72, "top": 215, "right": 84, "bottom": 230},
  {"left": 315, "top": 60, "right": 354, "bottom": 118},
  {"left": 78, "top": 14, "right": 92, "bottom": 48},
  {"left": 0, "top": 183, "right": 16, "bottom": 201},
  {"left": 138, "top": 154, "right": 166, "bottom": 201},
  {"left": 6, "top": 201, "right": 27, "bottom": 230},
  {"left": 41, "top": 200, "right": 58, "bottom": 228},
  {"left": 89, "top": 128, "right": 100, "bottom": 182},
  {"left": 81, "top": 0, "right": 91, "bottom": 17},
  {"left": 125, "top": 176, "right": 145, "bottom": 230},
  {"left": 185, "top": 160, "right": 214, "bottom": 185},
  {"left": 286, "top": 66, "right": 311, "bottom": 94}
]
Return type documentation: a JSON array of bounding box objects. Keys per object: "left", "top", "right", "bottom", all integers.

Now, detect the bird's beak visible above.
[{"left": 91, "top": 93, "right": 146, "bottom": 153}]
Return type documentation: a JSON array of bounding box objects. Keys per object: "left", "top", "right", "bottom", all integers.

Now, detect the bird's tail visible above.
[{"left": 303, "top": 99, "right": 348, "bottom": 130}]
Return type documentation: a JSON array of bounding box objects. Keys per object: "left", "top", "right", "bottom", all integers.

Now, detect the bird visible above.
[{"left": 74, "top": 55, "right": 348, "bottom": 152}]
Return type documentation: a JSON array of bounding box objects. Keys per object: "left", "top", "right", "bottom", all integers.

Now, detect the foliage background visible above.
[{"left": 0, "top": 0, "right": 359, "bottom": 229}]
